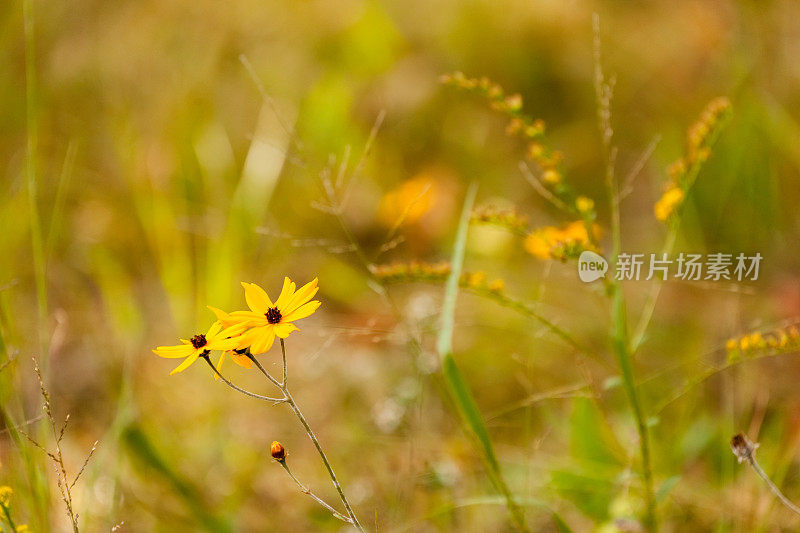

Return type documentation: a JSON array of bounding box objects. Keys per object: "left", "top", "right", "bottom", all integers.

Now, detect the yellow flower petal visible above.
[
  {"left": 214, "top": 351, "right": 226, "bottom": 381},
  {"left": 274, "top": 277, "right": 297, "bottom": 311},
  {"left": 248, "top": 327, "right": 276, "bottom": 355},
  {"left": 153, "top": 344, "right": 195, "bottom": 358},
  {"left": 231, "top": 351, "right": 253, "bottom": 369},
  {"left": 170, "top": 351, "right": 202, "bottom": 375},
  {"left": 207, "top": 336, "right": 241, "bottom": 352},
  {"left": 208, "top": 306, "right": 238, "bottom": 327},
  {"left": 283, "top": 278, "right": 319, "bottom": 315},
  {"left": 205, "top": 321, "right": 224, "bottom": 339},
  {"left": 274, "top": 323, "right": 299, "bottom": 338},
  {"left": 282, "top": 300, "right": 321, "bottom": 322},
  {"left": 241, "top": 282, "right": 273, "bottom": 314}
]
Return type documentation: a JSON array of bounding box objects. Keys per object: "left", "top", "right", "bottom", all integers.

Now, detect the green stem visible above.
[
  {"left": 23, "top": 0, "right": 47, "bottom": 358},
  {"left": 1, "top": 501, "right": 17, "bottom": 532}
]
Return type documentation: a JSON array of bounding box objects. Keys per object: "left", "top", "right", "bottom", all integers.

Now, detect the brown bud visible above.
[
  {"left": 730, "top": 433, "right": 757, "bottom": 463},
  {"left": 270, "top": 441, "right": 286, "bottom": 461}
]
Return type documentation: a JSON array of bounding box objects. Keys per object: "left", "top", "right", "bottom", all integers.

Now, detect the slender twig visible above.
[
  {"left": 731, "top": 433, "right": 800, "bottom": 516},
  {"left": 29, "top": 359, "right": 80, "bottom": 532},
  {"left": 277, "top": 457, "right": 353, "bottom": 524},
  {"left": 201, "top": 356, "right": 285, "bottom": 403}
]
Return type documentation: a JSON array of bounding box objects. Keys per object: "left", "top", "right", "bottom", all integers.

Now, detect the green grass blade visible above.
[
  {"left": 436, "top": 182, "right": 530, "bottom": 532},
  {"left": 122, "top": 424, "right": 233, "bottom": 532}
]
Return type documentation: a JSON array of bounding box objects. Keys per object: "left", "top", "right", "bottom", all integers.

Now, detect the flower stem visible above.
[
  {"left": 245, "top": 351, "right": 364, "bottom": 531},
  {"left": 281, "top": 391, "right": 364, "bottom": 530},
  {"left": 202, "top": 356, "right": 285, "bottom": 403},
  {"left": 277, "top": 460, "right": 353, "bottom": 523}
]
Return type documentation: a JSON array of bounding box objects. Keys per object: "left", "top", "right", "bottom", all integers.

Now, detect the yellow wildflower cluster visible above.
[
  {"left": 524, "top": 221, "right": 600, "bottom": 261},
  {"left": 654, "top": 187, "right": 685, "bottom": 222},
  {"left": 725, "top": 325, "right": 800, "bottom": 361},
  {"left": 371, "top": 261, "right": 505, "bottom": 294},
  {"left": 153, "top": 278, "right": 320, "bottom": 376},
  {"left": 370, "top": 261, "right": 452, "bottom": 283},
  {"left": 470, "top": 205, "right": 529, "bottom": 235},
  {"left": 655, "top": 97, "right": 732, "bottom": 222},
  {"left": 442, "top": 71, "right": 597, "bottom": 222}
]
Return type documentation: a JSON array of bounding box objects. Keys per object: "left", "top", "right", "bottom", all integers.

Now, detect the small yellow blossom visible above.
[
  {"left": 377, "top": 176, "right": 438, "bottom": 228},
  {"left": 211, "top": 278, "right": 320, "bottom": 355},
  {"left": 0, "top": 485, "right": 12, "bottom": 507},
  {"left": 487, "top": 279, "right": 505, "bottom": 293},
  {"left": 654, "top": 187, "right": 684, "bottom": 222},
  {"left": 576, "top": 196, "right": 595, "bottom": 214},
  {"left": 524, "top": 221, "right": 599, "bottom": 260},
  {"left": 524, "top": 227, "right": 561, "bottom": 260},
  {"left": 153, "top": 322, "right": 243, "bottom": 375},
  {"left": 542, "top": 169, "right": 561, "bottom": 185}
]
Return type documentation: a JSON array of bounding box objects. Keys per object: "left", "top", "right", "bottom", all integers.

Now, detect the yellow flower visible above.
[
  {"left": 377, "top": 175, "right": 438, "bottom": 228},
  {"left": 153, "top": 322, "right": 243, "bottom": 375},
  {"left": 211, "top": 278, "right": 320, "bottom": 355},
  {"left": 576, "top": 196, "right": 594, "bottom": 214},
  {"left": 654, "top": 187, "right": 684, "bottom": 222},
  {"left": 524, "top": 227, "right": 560, "bottom": 259},
  {"left": 0, "top": 486, "right": 12, "bottom": 507}
]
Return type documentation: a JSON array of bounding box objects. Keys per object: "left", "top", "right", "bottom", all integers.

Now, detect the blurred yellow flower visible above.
[
  {"left": 524, "top": 221, "right": 599, "bottom": 260},
  {"left": 575, "top": 196, "right": 594, "bottom": 214},
  {"left": 0, "top": 486, "right": 12, "bottom": 507},
  {"left": 377, "top": 176, "right": 437, "bottom": 228},
  {"left": 524, "top": 227, "right": 561, "bottom": 259},
  {"left": 654, "top": 187, "right": 684, "bottom": 222},
  {"left": 153, "top": 322, "right": 242, "bottom": 375},
  {"left": 211, "top": 278, "right": 320, "bottom": 355}
]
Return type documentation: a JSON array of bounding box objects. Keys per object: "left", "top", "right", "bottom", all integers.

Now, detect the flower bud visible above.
[{"left": 270, "top": 441, "right": 286, "bottom": 461}]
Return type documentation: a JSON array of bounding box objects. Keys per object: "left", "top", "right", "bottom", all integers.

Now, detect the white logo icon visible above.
[{"left": 578, "top": 250, "right": 608, "bottom": 282}]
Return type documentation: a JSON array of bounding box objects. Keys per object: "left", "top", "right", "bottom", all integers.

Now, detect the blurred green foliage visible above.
[{"left": 1, "top": 0, "right": 800, "bottom": 530}]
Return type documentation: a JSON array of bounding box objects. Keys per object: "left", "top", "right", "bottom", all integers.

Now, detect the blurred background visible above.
[{"left": 2, "top": 0, "right": 800, "bottom": 530}]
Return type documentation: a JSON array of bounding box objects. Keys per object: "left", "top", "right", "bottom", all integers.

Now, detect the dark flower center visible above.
[
  {"left": 190, "top": 334, "right": 207, "bottom": 349},
  {"left": 265, "top": 306, "right": 282, "bottom": 324}
]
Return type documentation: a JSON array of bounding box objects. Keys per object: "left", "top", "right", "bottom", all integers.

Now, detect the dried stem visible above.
[
  {"left": 277, "top": 460, "right": 353, "bottom": 524},
  {"left": 731, "top": 433, "right": 800, "bottom": 516}
]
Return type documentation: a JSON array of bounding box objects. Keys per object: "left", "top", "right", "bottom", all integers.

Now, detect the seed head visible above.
[{"left": 731, "top": 433, "right": 758, "bottom": 463}]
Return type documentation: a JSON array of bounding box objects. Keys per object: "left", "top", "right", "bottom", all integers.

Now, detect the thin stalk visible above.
[
  {"left": 277, "top": 460, "right": 352, "bottom": 523},
  {"left": 202, "top": 356, "right": 285, "bottom": 402},
  {"left": 244, "top": 352, "right": 364, "bottom": 531},
  {"left": 280, "top": 339, "right": 287, "bottom": 387},
  {"left": 731, "top": 434, "right": 800, "bottom": 516},
  {"left": 747, "top": 457, "right": 800, "bottom": 515},
  {"left": 283, "top": 392, "right": 363, "bottom": 531},
  {"left": 1, "top": 502, "right": 17, "bottom": 531},
  {"left": 594, "top": 13, "right": 656, "bottom": 530},
  {"left": 23, "top": 0, "right": 47, "bottom": 358}
]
